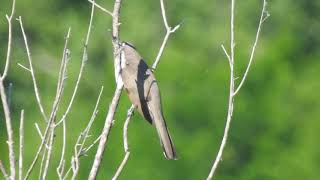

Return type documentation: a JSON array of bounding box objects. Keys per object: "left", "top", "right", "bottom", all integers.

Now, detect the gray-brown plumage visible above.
[{"left": 119, "top": 42, "right": 177, "bottom": 160}]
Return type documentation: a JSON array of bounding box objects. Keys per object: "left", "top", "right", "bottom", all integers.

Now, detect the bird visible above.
[{"left": 119, "top": 42, "right": 177, "bottom": 160}]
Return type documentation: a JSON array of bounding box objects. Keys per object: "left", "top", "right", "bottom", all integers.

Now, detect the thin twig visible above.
[
  {"left": 19, "top": 110, "right": 25, "bottom": 180},
  {"left": 70, "top": 86, "right": 104, "bottom": 180},
  {"left": 111, "top": 106, "right": 134, "bottom": 180},
  {"left": 112, "top": 152, "right": 130, "bottom": 180},
  {"left": 55, "top": 0, "right": 96, "bottom": 127},
  {"left": 63, "top": 135, "right": 102, "bottom": 180},
  {"left": 56, "top": 114, "right": 66, "bottom": 179},
  {"left": 152, "top": 0, "right": 181, "bottom": 70},
  {"left": 88, "top": 86, "right": 123, "bottom": 179},
  {"left": 88, "top": 0, "right": 123, "bottom": 179},
  {"left": 1, "top": 0, "right": 16, "bottom": 79},
  {"left": 0, "top": 1, "right": 16, "bottom": 179},
  {"left": 233, "top": 0, "right": 268, "bottom": 95},
  {"left": 23, "top": 27, "right": 71, "bottom": 180},
  {"left": 206, "top": 1, "right": 236, "bottom": 178},
  {"left": 206, "top": 0, "right": 268, "bottom": 179},
  {"left": 41, "top": 28, "right": 71, "bottom": 180},
  {"left": 17, "top": 16, "right": 48, "bottom": 122},
  {"left": 0, "top": 81, "right": 16, "bottom": 180},
  {"left": 88, "top": 0, "right": 113, "bottom": 16},
  {"left": 17, "top": 63, "right": 31, "bottom": 72},
  {"left": 0, "top": 160, "right": 9, "bottom": 180}
]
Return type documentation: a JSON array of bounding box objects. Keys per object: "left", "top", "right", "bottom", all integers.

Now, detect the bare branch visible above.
[
  {"left": 0, "top": 2, "right": 17, "bottom": 179},
  {"left": 0, "top": 160, "right": 9, "bottom": 180},
  {"left": 17, "top": 16, "right": 48, "bottom": 122},
  {"left": 23, "top": 28, "right": 71, "bottom": 180},
  {"left": 0, "top": 81, "right": 15, "bottom": 180},
  {"left": 88, "top": 0, "right": 123, "bottom": 178},
  {"left": 206, "top": 1, "right": 236, "bottom": 178},
  {"left": 56, "top": 115, "right": 67, "bottom": 179},
  {"left": 88, "top": 0, "right": 113, "bottom": 16},
  {"left": 55, "top": 0, "right": 96, "bottom": 127},
  {"left": 41, "top": 28, "right": 71, "bottom": 180},
  {"left": 233, "top": 0, "right": 268, "bottom": 95},
  {"left": 160, "top": 0, "right": 170, "bottom": 29},
  {"left": 1, "top": 0, "right": 16, "bottom": 79},
  {"left": 206, "top": 1, "right": 268, "bottom": 179},
  {"left": 152, "top": 0, "right": 181, "bottom": 70},
  {"left": 63, "top": 135, "right": 102, "bottom": 180},
  {"left": 112, "top": 152, "right": 130, "bottom": 180},
  {"left": 221, "top": 44, "right": 231, "bottom": 68},
  {"left": 19, "top": 110, "right": 25, "bottom": 180},
  {"left": 112, "top": 105, "right": 134, "bottom": 180},
  {"left": 34, "top": 123, "right": 45, "bottom": 143},
  {"left": 70, "top": 86, "right": 104, "bottom": 179},
  {"left": 17, "top": 63, "right": 31, "bottom": 72},
  {"left": 88, "top": 86, "right": 123, "bottom": 179}
]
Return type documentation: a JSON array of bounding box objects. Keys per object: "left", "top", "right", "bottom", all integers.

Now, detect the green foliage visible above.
[{"left": 0, "top": 0, "right": 319, "bottom": 179}]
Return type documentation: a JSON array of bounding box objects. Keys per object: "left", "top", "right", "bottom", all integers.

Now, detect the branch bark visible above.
[
  {"left": 0, "top": 1, "right": 16, "bottom": 179},
  {"left": 206, "top": 1, "right": 268, "bottom": 179},
  {"left": 88, "top": 0, "right": 123, "bottom": 179},
  {"left": 19, "top": 110, "right": 25, "bottom": 180}
]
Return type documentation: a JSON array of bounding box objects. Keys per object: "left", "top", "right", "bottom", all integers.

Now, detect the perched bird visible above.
[{"left": 119, "top": 42, "right": 177, "bottom": 160}]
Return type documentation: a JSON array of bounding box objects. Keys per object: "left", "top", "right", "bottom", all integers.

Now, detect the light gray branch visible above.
[
  {"left": 111, "top": 105, "right": 134, "bottom": 180},
  {"left": 22, "top": 26, "right": 71, "bottom": 180},
  {"left": 17, "top": 16, "right": 48, "bottom": 122},
  {"left": 88, "top": 0, "right": 123, "bottom": 178},
  {"left": 206, "top": 1, "right": 268, "bottom": 179},
  {"left": 70, "top": 86, "right": 104, "bottom": 180},
  {"left": 233, "top": 0, "right": 268, "bottom": 95},
  {"left": 88, "top": 0, "right": 113, "bottom": 16},
  {"left": 0, "top": 1, "right": 16, "bottom": 179},
  {"left": 19, "top": 110, "right": 25, "bottom": 180},
  {"left": 152, "top": 0, "right": 181, "bottom": 70},
  {"left": 41, "top": 28, "right": 71, "bottom": 180},
  {"left": 1, "top": 0, "right": 16, "bottom": 80},
  {"left": 55, "top": 0, "right": 96, "bottom": 127}
]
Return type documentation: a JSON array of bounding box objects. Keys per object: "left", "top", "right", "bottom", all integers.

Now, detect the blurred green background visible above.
[{"left": 1, "top": 0, "right": 320, "bottom": 179}]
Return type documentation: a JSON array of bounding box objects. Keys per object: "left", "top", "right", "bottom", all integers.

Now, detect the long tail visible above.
[{"left": 153, "top": 113, "right": 177, "bottom": 160}]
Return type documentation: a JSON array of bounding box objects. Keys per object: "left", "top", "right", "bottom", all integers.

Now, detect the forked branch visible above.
[{"left": 206, "top": 0, "right": 269, "bottom": 179}]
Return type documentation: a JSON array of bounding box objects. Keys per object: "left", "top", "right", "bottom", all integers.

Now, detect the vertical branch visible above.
[
  {"left": 56, "top": 117, "right": 66, "bottom": 179},
  {"left": 206, "top": 0, "right": 268, "bottom": 179},
  {"left": 206, "top": 1, "right": 236, "bottom": 178},
  {"left": 55, "top": 0, "right": 97, "bottom": 127},
  {"left": 17, "top": 16, "right": 48, "bottom": 122},
  {"left": 0, "top": 1, "right": 16, "bottom": 180},
  {"left": 19, "top": 16, "right": 50, "bottom": 179},
  {"left": 0, "top": 82, "right": 15, "bottom": 180},
  {"left": 19, "top": 110, "right": 25, "bottom": 180},
  {"left": 88, "top": 87, "right": 122, "bottom": 180},
  {"left": 111, "top": 106, "right": 134, "bottom": 180},
  {"left": 88, "top": 0, "right": 123, "bottom": 179},
  {"left": 1, "top": 0, "right": 16, "bottom": 79},
  {"left": 41, "top": 28, "right": 71, "bottom": 180}
]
